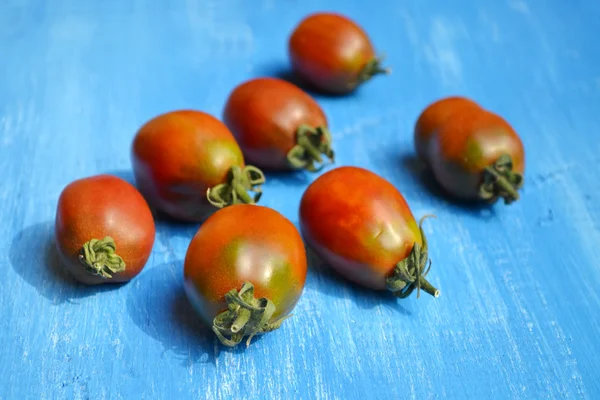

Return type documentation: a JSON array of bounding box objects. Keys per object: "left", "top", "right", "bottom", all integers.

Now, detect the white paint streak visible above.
[
  {"left": 508, "top": 0, "right": 530, "bottom": 14},
  {"left": 335, "top": 109, "right": 402, "bottom": 141},
  {"left": 423, "top": 17, "right": 464, "bottom": 86},
  {"left": 185, "top": 0, "right": 254, "bottom": 57},
  {"left": 479, "top": 11, "right": 501, "bottom": 43},
  {"left": 398, "top": 10, "right": 418, "bottom": 46}
]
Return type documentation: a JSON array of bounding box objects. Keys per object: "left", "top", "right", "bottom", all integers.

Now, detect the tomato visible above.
[
  {"left": 288, "top": 12, "right": 389, "bottom": 94},
  {"left": 183, "top": 204, "right": 307, "bottom": 347},
  {"left": 414, "top": 96, "right": 481, "bottom": 163},
  {"left": 54, "top": 174, "right": 155, "bottom": 285},
  {"left": 131, "top": 110, "right": 265, "bottom": 222},
  {"left": 299, "top": 166, "right": 439, "bottom": 299},
  {"left": 223, "top": 77, "right": 334, "bottom": 172},
  {"left": 415, "top": 97, "right": 525, "bottom": 204}
]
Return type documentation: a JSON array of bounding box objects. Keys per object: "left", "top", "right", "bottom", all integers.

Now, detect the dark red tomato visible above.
[
  {"left": 414, "top": 96, "right": 481, "bottom": 163},
  {"left": 131, "top": 110, "right": 265, "bottom": 222},
  {"left": 420, "top": 101, "right": 525, "bottom": 204},
  {"left": 299, "top": 166, "right": 439, "bottom": 299},
  {"left": 184, "top": 204, "right": 307, "bottom": 347},
  {"left": 223, "top": 77, "right": 334, "bottom": 172},
  {"left": 55, "top": 174, "right": 155, "bottom": 285},
  {"left": 288, "top": 12, "right": 389, "bottom": 94}
]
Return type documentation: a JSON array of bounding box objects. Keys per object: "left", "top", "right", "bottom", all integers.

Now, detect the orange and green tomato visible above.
[
  {"left": 183, "top": 204, "right": 307, "bottom": 325},
  {"left": 299, "top": 166, "right": 422, "bottom": 291}
]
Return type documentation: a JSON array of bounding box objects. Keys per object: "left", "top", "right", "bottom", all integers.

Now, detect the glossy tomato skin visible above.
[
  {"left": 288, "top": 12, "right": 384, "bottom": 94},
  {"left": 131, "top": 110, "right": 247, "bottom": 221},
  {"left": 299, "top": 166, "right": 421, "bottom": 290},
  {"left": 55, "top": 175, "right": 155, "bottom": 285},
  {"left": 184, "top": 204, "right": 307, "bottom": 325},
  {"left": 428, "top": 109, "right": 525, "bottom": 200},
  {"left": 414, "top": 96, "right": 481, "bottom": 163},
  {"left": 223, "top": 77, "right": 327, "bottom": 169}
]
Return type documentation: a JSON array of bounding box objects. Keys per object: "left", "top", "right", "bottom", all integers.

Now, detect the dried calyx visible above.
[
  {"left": 212, "top": 282, "right": 291, "bottom": 347},
  {"left": 354, "top": 56, "right": 391, "bottom": 88},
  {"left": 479, "top": 154, "right": 524, "bottom": 205},
  {"left": 79, "top": 236, "right": 126, "bottom": 279},
  {"left": 207, "top": 165, "right": 266, "bottom": 208},
  {"left": 287, "top": 124, "right": 335, "bottom": 172},
  {"left": 386, "top": 215, "right": 440, "bottom": 299}
]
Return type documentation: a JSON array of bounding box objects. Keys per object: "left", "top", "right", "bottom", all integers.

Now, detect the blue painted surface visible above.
[{"left": 1, "top": 0, "right": 600, "bottom": 399}]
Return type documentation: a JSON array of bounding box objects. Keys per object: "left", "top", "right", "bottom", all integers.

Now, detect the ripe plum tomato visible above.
[
  {"left": 131, "top": 110, "right": 265, "bottom": 222},
  {"left": 414, "top": 96, "right": 481, "bottom": 163},
  {"left": 183, "top": 204, "right": 307, "bottom": 347},
  {"left": 54, "top": 174, "right": 155, "bottom": 285},
  {"left": 223, "top": 77, "right": 334, "bottom": 172},
  {"left": 288, "top": 12, "right": 390, "bottom": 94},
  {"left": 415, "top": 97, "right": 525, "bottom": 204},
  {"left": 299, "top": 166, "right": 439, "bottom": 299}
]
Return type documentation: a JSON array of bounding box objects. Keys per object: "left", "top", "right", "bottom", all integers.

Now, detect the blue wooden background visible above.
[{"left": 2, "top": 0, "right": 599, "bottom": 399}]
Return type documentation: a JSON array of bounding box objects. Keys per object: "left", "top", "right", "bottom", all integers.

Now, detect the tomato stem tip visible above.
[
  {"left": 480, "top": 154, "right": 524, "bottom": 205},
  {"left": 78, "top": 236, "right": 126, "bottom": 279},
  {"left": 386, "top": 215, "right": 439, "bottom": 299},
  {"left": 212, "top": 282, "right": 289, "bottom": 347},
  {"left": 355, "top": 55, "right": 391, "bottom": 88},
  {"left": 207, "top": 165, "right": 266, "bottom": 208},
  {"left": 287, "top": 125, "right": 335, "bottom": 172}
]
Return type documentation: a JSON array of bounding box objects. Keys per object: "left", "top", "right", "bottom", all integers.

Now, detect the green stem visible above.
[
  {"left": 78, "top": 236, "right": 126, "bottom": 279},
  {"left": 286, "top": 125, "right": 335, "bottom": 172},
  {"left": 231, "top": 308, "right": 251, "bottom": 333},
  {"left": 385, "top": 215, "right": 440, "bottom": 299},
  {"left": 355, "top": 55, "right": 391, "bottom": 88},
  {"left": 479, "top": 154, "right": 524, "bottom": 205},
  {"left": 212, "top": 282, "right": 289, "bottom": 347},
  {"left": 418, "top": 274, "right": 439, "bottom": 298},
  {"left": 206, "top": 165, "right": 266, "bottom": 209}
]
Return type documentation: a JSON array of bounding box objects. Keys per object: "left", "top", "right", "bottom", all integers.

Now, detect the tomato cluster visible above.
[{"left": 52, "top": 12, "right": 525, "bottom": 348}]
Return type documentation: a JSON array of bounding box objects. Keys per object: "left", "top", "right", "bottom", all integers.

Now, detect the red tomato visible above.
[
  {"left": 415, "top": 97, "right": 525, "bottom": 204},
  {"left": 223, "top": 77, "right": 334, "bottom": 172},
  {"left": 288, "top": 12, "right": 389, "bottom": 94},
  {"left": 55, "top": 174, "right": 155, "bottom": 285},
  {"left": 299, "top": 166, "right": 439, "bottom": 299},
  {"left": 184, "top": 204, "right": 307, "bottom": 347},
  {"left": 131, "top": 110, "right": 265, "bottom": 222},
  {"left": 414, "top": 96, "right": 481, "bottom": 163}
]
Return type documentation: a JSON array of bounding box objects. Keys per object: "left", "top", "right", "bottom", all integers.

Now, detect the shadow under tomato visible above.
[
  {"left": 400, "top": 153, "right": 499, "bottom": 218},
  {"left": 9, "top": 222, "right": 125, "bottom": 305},
  {"left": 104, "top": 168, "right": 204, "bottom": 233},
  {"left": 255, "top": 62, "right": 361, "bottom": 100},
  {"left": 305, "top": 248, "right": 412, "bottom": 316},
  {"left": 154, "top": 214, "right": 200, "bottom": 238},
  {"left": 125, "top": 262, "right": 218, "bottom": 365},
  {"left": 264, "top": 169, "right": 312, "bottom": 187}
]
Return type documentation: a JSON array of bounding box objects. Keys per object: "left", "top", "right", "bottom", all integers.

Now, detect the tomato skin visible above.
[
  {"left": 223, "top": 77, "right": 329, "bottom": 170},
  {"left": 131, "top": 110, "right": 260, "bottom": 222},
  {"left": 184, "top": 204, "right": 307, "bottom": 326},
  {"left": 299, "top": 166, "right": 423, "bottom": 291},
  {"left": 288, "top": 12, "right": 387, "bottom": 94},
  {"left": 428, "top": 109, "right": 525, "bottom": 201},
  {"left": 414, "top": 96, "right": 481, "bottom": 163},
  {"left": 54, "top": 174, "right": 155, "bottom": 285}
]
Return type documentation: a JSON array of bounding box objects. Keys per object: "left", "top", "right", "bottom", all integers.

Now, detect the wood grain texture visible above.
[{"left": 2, "top": 0, "right": 600, "bottom": 399}]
